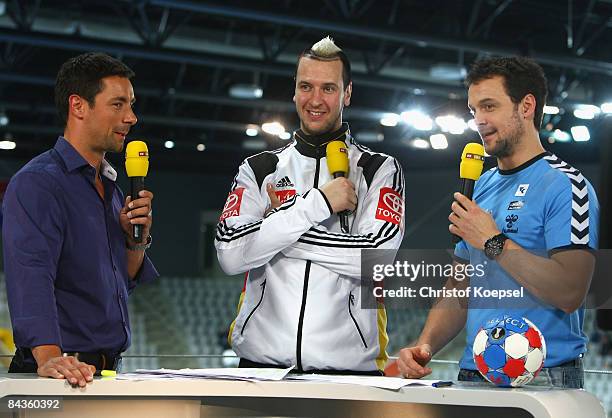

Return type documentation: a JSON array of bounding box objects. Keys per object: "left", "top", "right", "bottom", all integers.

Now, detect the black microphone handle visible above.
[
  {"left": 130, "top": 176, "right": 145, "bottom": 243},
  {"left": 332, "top": 171, "right": 350, "bottom": 233},
  {"left": 451, "top": 178, "right": 475, "bottom": 244}
]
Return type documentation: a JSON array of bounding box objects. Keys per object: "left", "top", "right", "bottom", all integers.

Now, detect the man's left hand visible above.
[
  {"left": 120, "top": 190, "right": 153, "bottom": 246},
  {"left": 449, "top": 192, "right": 499, "bottom": 249}
]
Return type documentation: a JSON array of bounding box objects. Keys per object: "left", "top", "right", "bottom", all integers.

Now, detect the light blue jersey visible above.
[{"left": 455, "top": 152, "right": 599, "bottom": 369}]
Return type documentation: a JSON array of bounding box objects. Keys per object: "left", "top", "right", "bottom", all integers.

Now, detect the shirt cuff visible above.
[
  {"left": 315, "top": 188, "right": 334, "bottom": 216},
  {"left": 128, "top": 254, "right": 159, "bottom": 293},
  {"left": 13, "top": 316, "right": 61, "bottom": 349}
]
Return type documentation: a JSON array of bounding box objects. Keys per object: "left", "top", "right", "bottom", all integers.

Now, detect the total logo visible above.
[
  {"left": 219, "top": 187, "right": 245, "bottom": 221},
  {"left": 375, "top": 187, "right": 403, "bottom": 226}
]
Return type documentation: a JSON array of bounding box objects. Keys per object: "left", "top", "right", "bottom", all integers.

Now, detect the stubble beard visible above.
[{"left": 487, "top": 109, "right": 524, "bottom": 159}]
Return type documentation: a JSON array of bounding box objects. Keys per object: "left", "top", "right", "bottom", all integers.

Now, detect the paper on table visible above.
[
  {"left": 286, "top": 374, "right": 450, "bottom": 390},
  {"left": 123, "top": 367, "right": 293, "bottom": 382}
]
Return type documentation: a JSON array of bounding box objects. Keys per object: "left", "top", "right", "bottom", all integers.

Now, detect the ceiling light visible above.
[
  {"left": 429, "top": 64, "right": 467, "bottom": 81},
  {"left": 401, "top": 110, "right": 433, "bottom": 131},
  {"left": 411, "top": 138, "right": 430, "bottom": 149},
  {"left": 261, "top": 122, "right": 285, "bottom": 136},
  {"left": 164, "top": 140, "right": 175, "bottom": 149},
  {"left": 229, "top": 84, "right": 263, "bottom": 99},
  {"left": 245, "top": 128, "right": 259, "bottom": 137},
  {"left": 0, "top": 140, "right": 16, "bottom": 150},
  {"left": 601, "top": 102, "right": 612, "bottom": 114},
  {"left": 552, "top": 129, "right": 571, "bottom": 142},
  {"left": 279, "top": 131, "right": 292, "bottom": 140},
  {"left": 380, "top": 113, "right": 400, "bottom": 127},
  {"left": 355, "top": 131, "right": 384, "bottom": 142},
  {"left": 571, "top": 126, "right": 590, "bottom": 142},
  {"left": 573, "top": 104, "right": 600, "bottom": 120},
  {"left": 196, "top": 143, "right": 206, "bottom": 151},
  {"left": 429, "top": 134, "right": 448, "bottom": 149},
  {"left": 543, "top": 105, "right": 560, "bottom": 115},
  {"left": 435, "top": 115, "right": 467, "bottom": 135},
  {"left": 467, "top": 119, "right": 478, "bottom": 132},
  {"left": 243, "top": 139, "right": 267, "bottom": 150}
]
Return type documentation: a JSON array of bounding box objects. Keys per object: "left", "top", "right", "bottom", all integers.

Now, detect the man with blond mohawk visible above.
[{"left": 215, "top": 37, "right": 404, "bottom": 374}]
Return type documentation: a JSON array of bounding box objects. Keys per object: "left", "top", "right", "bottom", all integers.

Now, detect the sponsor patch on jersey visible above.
[
  {"left": 507, "top": 200, "right": 524, "bottom": 210},
  {"left": 375, "top": 187, "right": 403, "bottom": 225},
  {"left": 274, "top": 189, "right": 296, "bottom": 203},
  {"left": 514, "top": 184, "right": 530, "bottom": 197},
  {"left": 503, "top": 214, "right": 519, "bottom": 233},
  {"left": 220, "top": 187, "right": 245, "bottom": 221}
]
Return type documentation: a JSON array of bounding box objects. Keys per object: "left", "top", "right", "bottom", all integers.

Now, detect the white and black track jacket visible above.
[{"left": 215, "top": 124, "right": 404, "bottom": 372}]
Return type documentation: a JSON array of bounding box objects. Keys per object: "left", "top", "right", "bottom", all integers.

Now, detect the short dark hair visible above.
[
  {"left": 55, "top": 52, "right": 135, "bottom": 126},
  {"left": 296, "top": 37, "right": 352, "bottom": 88},
  {"left": 465, "top": 57, "right": 548, "bottom": 130}
]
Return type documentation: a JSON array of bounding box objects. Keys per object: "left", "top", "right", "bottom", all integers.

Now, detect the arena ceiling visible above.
[{"left": 0, "top": 0, "right": 610, "bottom": 173}]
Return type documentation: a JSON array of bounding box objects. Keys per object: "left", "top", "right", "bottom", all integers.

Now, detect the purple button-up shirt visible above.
[{"left": 3, "top": 137, "right": 158, "bottom": 357}]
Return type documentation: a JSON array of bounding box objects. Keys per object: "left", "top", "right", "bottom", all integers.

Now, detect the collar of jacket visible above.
[{"left": 293, "top": 122, "right": 350, "bottom": 158}]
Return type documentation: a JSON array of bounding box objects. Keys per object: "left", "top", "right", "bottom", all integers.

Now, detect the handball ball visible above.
[{"left": 472, "top": 316, "right": 546, "bottom": 387}]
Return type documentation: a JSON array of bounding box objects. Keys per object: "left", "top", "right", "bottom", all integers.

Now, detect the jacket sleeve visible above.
[
  {"left": 281, "top": 157, "right": 405, "bottom": 277},
  {"left": 215, "top": 159, "right": 333, "bottom": 275}
]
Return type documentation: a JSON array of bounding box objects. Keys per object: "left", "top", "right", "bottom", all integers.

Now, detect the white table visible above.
[{"left": 0, "top": 374, "right": 605, "bottom": 418}]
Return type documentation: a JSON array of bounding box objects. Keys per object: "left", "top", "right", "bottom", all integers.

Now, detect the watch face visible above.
[{"left": 485, "top": 235, "right": 506, "bottom": 259}]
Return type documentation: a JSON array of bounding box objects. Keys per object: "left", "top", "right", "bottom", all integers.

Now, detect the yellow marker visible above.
[{"left": 100, "top": 370, "right": 117, "bottom": 377}]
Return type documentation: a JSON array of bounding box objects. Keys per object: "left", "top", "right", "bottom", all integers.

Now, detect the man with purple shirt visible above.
[{"left": 2, "top": 52, "right": 158, "bottom": 387}]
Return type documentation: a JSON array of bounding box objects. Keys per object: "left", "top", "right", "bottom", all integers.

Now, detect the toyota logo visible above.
[
  {"left": 383, "top": 192, "right": 403, "bottom": 214},
  {"left": 223, "top": 194, "right": 239, "bottom": 211}
]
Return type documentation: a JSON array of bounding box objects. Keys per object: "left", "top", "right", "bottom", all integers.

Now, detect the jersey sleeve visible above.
[
  {"left": 281, "top": 156, "right": 404, "bottom": 277},
  {"left": 544, "top": 173, "right": 599, "bottom": 251},
  {"left": 453, "top": 240, "right": 470, "bottom": 264},
  {"left": 215, "top": 159, "right": 333, "bottom": 275}
]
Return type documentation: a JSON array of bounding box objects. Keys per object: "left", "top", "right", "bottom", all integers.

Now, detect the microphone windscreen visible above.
[
  {"left": 326, "top": 141, "right": 349, "bottom": 176},
  {"left": 459, "top": 143, "right": 485, "bottom": 181},
  {"left": 125, "top": 141, "right": 149, "bottom": 177}
]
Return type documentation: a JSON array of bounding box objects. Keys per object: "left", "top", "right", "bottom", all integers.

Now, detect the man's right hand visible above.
[
  {"left": 37, "top": 356, "right": 95, "bottom": 387},
  {"left": 398, "top": 344, "right": 433, "bottom": 378},
  {"left": 320, "top": 177, "right": 357, "bottom": 213},
  {"left": 32, "top": 345, "right": 95, "bottom": 387}
]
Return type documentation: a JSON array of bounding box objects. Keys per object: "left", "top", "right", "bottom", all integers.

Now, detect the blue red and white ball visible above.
[{"left": 472, "top": 316, "right": 546, "bottom": 387}]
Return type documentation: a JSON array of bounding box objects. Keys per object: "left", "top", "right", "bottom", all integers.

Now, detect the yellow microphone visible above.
[
  {"left": 452, "top": 143, "right": 485, "bottom": 243},
  {"left": 125, "top": 141, "right": 149, "bottom": 243},
  {"left": 326, "top": 140, "right": 349, "bottom": 178},
  {"left": 326, "top": 141, "right": 350, "bottom": 233}
]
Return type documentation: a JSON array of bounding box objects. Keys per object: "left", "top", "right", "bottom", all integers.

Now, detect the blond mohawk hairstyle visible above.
[
  {"left": 297, "top": 35, "right": 352, "bottom": 87},
  {"left": 310, "top": 36, "right": 343, "bottom": 58}
]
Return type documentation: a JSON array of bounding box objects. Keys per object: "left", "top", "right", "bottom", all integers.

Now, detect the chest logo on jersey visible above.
[
  {"left": 503, "top": 214, "right": 519, "bottom": 233},
  {"left": 514, "top": 184, "right": 530, "bottom": 197},
  {"left": 375, "top": 187, "right": 403, "bottom": 225},
  {"left": 219, "top": 187, "right": 245, "bottom": 221},
  {"left": 275, "top": 176, "right": 295, "bottom": 188},
  {"left": 507, "top": 200, "right": 524, "bottom": 211}
]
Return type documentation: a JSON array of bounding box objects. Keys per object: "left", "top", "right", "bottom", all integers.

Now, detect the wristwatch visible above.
[
  {"left": 127, "top": 235, "right": 152, "bottom": 251},
  {"left": 484, "top": 233, "right": 508, "bottom": 260}
]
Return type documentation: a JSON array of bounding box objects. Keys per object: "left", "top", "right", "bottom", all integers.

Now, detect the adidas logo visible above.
[{"left": 275, "top": 176, "right": 294, "bottom": 188}]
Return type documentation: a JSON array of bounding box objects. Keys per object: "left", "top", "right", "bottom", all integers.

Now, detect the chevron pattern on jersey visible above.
[{"left": 543, "top": 154, "right": 590, "bottom": 244}]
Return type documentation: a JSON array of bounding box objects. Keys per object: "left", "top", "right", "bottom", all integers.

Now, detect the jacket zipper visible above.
[
  {"left": 349, "top": 293, "right": 368, "bottom": 348},
  {"left": 296, "top": 155, "right": 321, "bottom": 371},
  {"left": 240, "top": 280, "right": 266, "bottom": 335}
]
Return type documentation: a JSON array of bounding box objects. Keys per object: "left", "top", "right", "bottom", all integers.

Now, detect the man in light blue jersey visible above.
[{"left": 398, "top": 57, "right": 599, "bottom": 388}]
